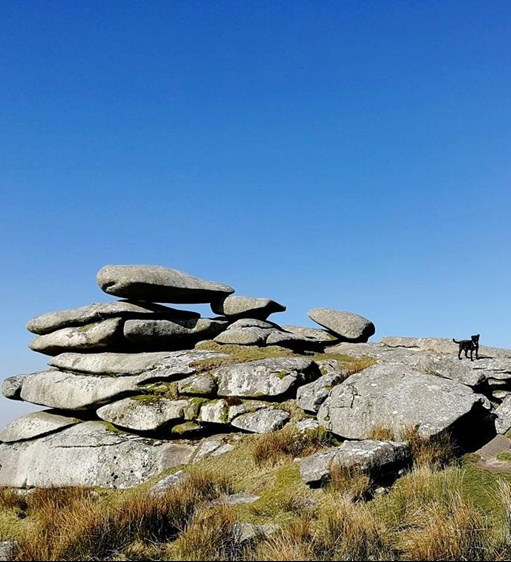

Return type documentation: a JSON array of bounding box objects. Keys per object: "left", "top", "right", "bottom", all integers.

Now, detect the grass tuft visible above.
[
  {"left": 252, "top": 423, "right": 333, "bottom": 467},
  {"left": 167, "top": 504, "right": 247, "bottom": 561}
]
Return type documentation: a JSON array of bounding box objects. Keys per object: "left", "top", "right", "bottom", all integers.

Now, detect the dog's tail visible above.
[{"left": 453, "top": 338, "right": 461, "bottom": 343}]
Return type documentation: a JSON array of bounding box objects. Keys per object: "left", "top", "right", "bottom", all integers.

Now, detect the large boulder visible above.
[
  {"left": 29, "top": 318, "right": 123, "bottom": 356},
  {"left": 13, "top": 370, "right": 150, "bottom": 410},
  {"left": 123, "top": 318, "right": 228, "bottom": 348},
  {"left": 213, "top": 319, "right": 274, "bottom": 346},
  {"left": 308, "top": 309, "right": 375, "bottom": 342},
  {"left": 0, "top": 421, "right": 196, "bottom": 488},
  {"left": 300, "top": 440, "right": 411, "bottom": 486},
  {"left": 230, "top": 408, "right": 290, "bottom": 433},
  {"left": 318, "top": 363, "right": 489, "bottom": 439},
  {"left": 26, "top": 301, "right": 198, "bottom": 335},
  {"left": 96, "top": 397, "right": 191, "bottom": 432},
  {"left": 97, "top": 264, "right": 234, "bottom": 304}
]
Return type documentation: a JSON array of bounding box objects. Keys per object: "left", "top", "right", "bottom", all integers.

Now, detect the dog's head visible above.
[{"left": 471, "top": 334, "right": 480, "bottom": 343}]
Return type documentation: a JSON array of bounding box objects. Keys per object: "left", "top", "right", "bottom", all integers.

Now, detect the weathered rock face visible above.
[
  {"left": 495, "top": 396, "right": 511, "bottom": 434},
  {"left": 308, "top": 308, "right": 375, "bottom": 342},
  {"left": 381, "top": 336, "right": 511, "bottom": 360},
  {"left": 214, "top": 319, "right": 274, "bottom": 346},
  {"left": 317, "top": 362, "right": 489, "bottom": 439},
  {"left": 282, "top": 325, "right": 339, "bottom": 345},
  {"left": 417, "top": 354, "right": 487, "bottom": 387},
  {"left": 213, "top": 357, "right": 320, "bottom": 398},
  {"left": 296, "top": 372, "right": 343, "bottom": 413},
  {"left": 97, "top": 264, "right": 234, "bottom": 303},
  {"left": 0, "top": 422, "right": 196, "bottom": 488},
  {"left": 231, "top": 408, "right": 290, "bottom": 433},
  {"left": 300, "top": 440, "right": 411, "bottom": 486},
  {"left": 15, "top": 370, "right": 150, "bottom": 410},
  {"left": 48, "top": 349, "right": 226, "bottom": 376}
]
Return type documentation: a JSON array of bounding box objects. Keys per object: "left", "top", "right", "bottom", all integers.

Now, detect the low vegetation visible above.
[
  {"left": 2, "top": 428, "right": 511, "bottom": 561},
  {"left": 192, "top": 341, "right": 375, "bottom": 376},
  {"left": 251, "top": 423, "right": 335, "bottom": 466}
]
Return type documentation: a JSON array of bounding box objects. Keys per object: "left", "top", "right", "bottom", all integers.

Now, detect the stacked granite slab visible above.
[{"left": 0, "top": 264, "right": 356, "bottom": 488}]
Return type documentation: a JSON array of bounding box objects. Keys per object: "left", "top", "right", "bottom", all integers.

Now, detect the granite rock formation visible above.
[{"left": 2, "top": 264, "right": 510, "bottom": 491}]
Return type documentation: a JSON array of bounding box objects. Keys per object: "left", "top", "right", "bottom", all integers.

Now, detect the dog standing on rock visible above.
[{"left": 453, "top": 334, "right": 480, "bottom": 361}]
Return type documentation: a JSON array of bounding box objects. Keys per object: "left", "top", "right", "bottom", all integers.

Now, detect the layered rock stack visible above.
[
  {"left": 3, "top": 263, "right": 511, "bottom": 494},
  {"left": 0, "top": 264, "right": 375, "bottom": 488}
]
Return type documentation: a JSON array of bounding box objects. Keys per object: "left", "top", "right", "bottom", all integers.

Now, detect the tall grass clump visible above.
[
  {"left": 254, "top": 495, "right": 394, "bottom": 561},
  {"left": 252, "top": 423, "right": 333, "bottom": 467},
  {"left": 327, "top": 463, "right": 372, "bottom": 501},
  {"left": 0, "top": 488, "right": 29, "bottom": 517},
  {"left": 401, "top": 427, "right": 457, "bottom": 469},
  {"left": 167, "top": 504, "right": 247, "bottom": 561},
  {"left": 398, "top": 492, "right": 488, "bottom": 560},
  {"left": 315, "top": 494, "right": 394, "bottom": 560},
  {"left": 253, "top": 516, "right": 316, "bottom": 561},
  {"left": 15, "top": 469, "right": 234, "bottom": 561},
  {"left": 367, "top": 424, "right": 457, "bottom": 469}
]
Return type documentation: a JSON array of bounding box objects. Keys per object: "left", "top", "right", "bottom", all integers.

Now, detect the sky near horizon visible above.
[{"left": 1, "top": 0, "right": 510, "bottom": 429}]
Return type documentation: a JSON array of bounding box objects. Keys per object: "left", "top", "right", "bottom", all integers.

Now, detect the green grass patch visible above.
[{"left": 193, "top": 341, "right": 295, "bottom": 372}]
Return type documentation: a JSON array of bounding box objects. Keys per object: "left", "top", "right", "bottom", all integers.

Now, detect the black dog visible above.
[{"left": 453, "top": 334, "right": 480, "bottom": 361}]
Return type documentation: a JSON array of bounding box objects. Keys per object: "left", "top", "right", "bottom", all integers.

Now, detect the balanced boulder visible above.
[
  {"left": 211, "top": 295, "right": 286, "bottom": 320},
  {"left": 97, "top": 264, "right": 234, "bottom": 304},
  {"left": 308, "top": 308, "right": 375, "bottom": 343}
]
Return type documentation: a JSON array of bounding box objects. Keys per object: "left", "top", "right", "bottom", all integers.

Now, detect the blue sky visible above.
[{"left": 1, "top": 0, "right": 510, "bottom": 428}]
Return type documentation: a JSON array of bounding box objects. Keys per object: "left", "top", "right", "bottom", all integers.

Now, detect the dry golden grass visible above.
[
  {"left": 327, "top": 463, "right": 372, "bottom": 501},
  {"left": 4, "top": 459, "right": 511, "bottom": 561},
  {"left": 315, "top": 494, "right": 393, "bottom": 561},
  {"left": 397, "top": 492, "right": 488, "bottom": 561},
  {"left": 367, "top": 424, "right": 395, "bottom": 441},
  {"left": 366, "top": 424, "right": 456, "bottom": 469},
  {"left": 344, "top": 355, "right": 376, "bottom": 375},
  {"left": 253, "top": 516, "right": 316, "bottom": 561},
  {"left": 0, "top": 488, "right": 27, "bottom": 511},
  {"left": 255, "top": 495, "right": 394, "bottom": 561},
  {"left": 14, "top": 469, "right": 234, "bottom": 561},
  {"left": 251, "top": 423, "right": 333, "bottom": 467},
  {"left": 167, "top": 504, "right": 248, "bottom": 561},
  {"left": 497, "top": 479, "right": 511, "bottom": 543},
  {"left": 400, "top": 427, "right": 456, "bottom": 469}
]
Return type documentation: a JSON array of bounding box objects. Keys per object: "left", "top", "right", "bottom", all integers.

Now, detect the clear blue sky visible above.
[{"left": 1, "top": 1, "right": 510, "bottom": 428}]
